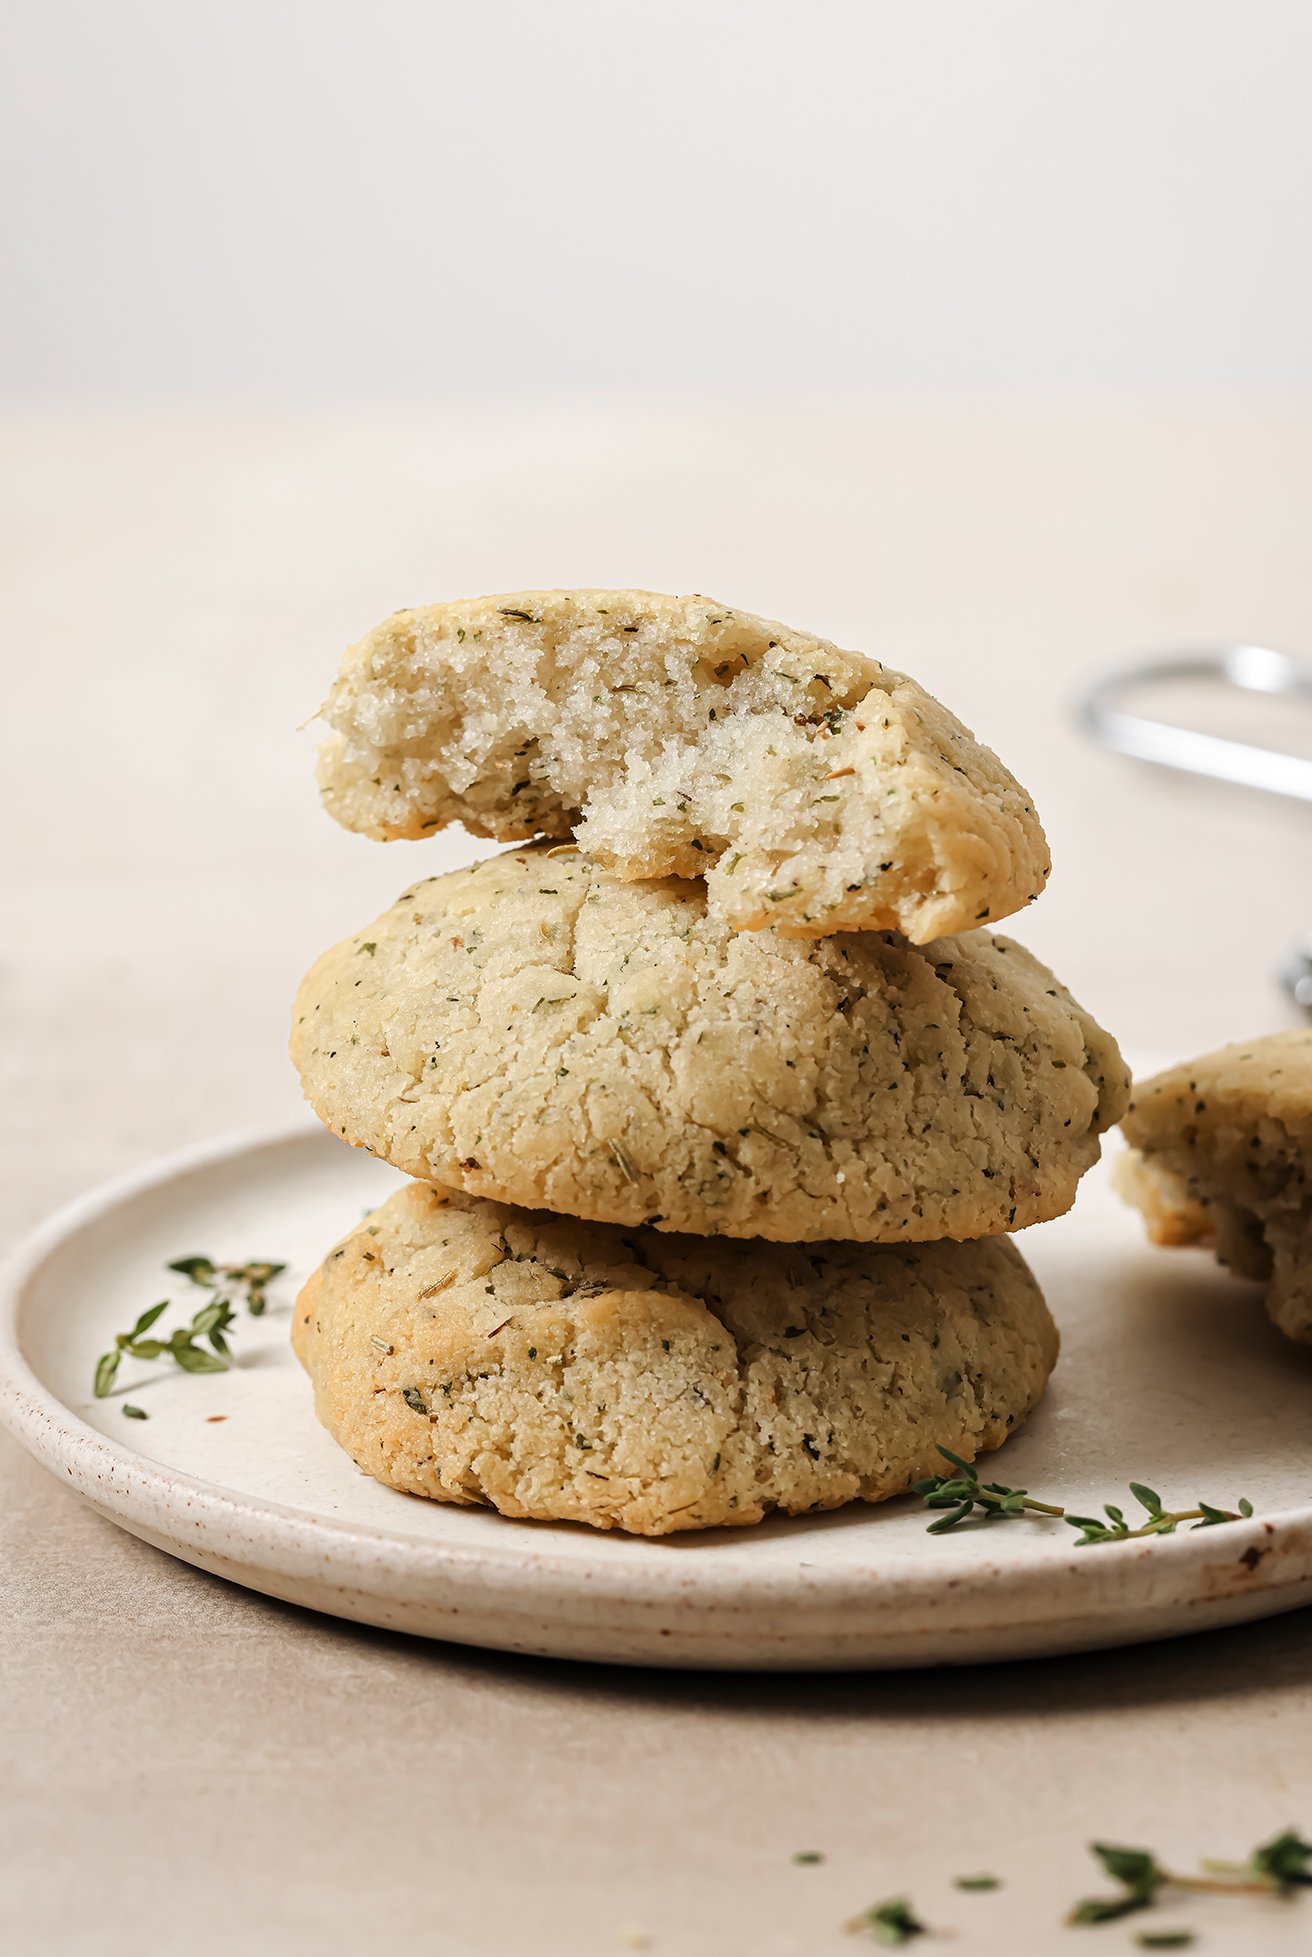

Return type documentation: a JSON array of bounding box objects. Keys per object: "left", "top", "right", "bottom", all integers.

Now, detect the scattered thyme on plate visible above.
[
  {"left": 167, "top": 1253, "right": 286, "bottom": 1316},
  {"left": 93, "top": 1297, "right": 233, "bottom": 1397},
  {"left": 914, "top": 1447, "right": 1253, "bottom": 1543},
  {"left": 953, "top": 1873, "right": 1000, "bottom": 1890},
  {"left": 92, "top": 1252, "right": 287, "bottom": 1397}
]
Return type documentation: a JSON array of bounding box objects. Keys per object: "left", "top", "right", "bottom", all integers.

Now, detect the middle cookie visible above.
[{"left": 292, "top": 845, "right": 1128, "bottom": 1243}]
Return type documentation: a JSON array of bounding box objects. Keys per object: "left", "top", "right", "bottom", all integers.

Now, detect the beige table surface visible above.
[{"left": 2, "top": 403, "right": 1310, "bottom": 1954}]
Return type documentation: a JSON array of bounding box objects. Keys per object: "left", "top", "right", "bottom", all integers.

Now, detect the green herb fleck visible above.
[
  {"left": 1249, "top": 1827, "right": 1312, "bottom": 1890},
  {"left": 845, "top": 1896, "right": 926, "bottom": 1945},
  {"left": 357, "top": 941, "right": 377, "bottom": 957},
  {"left": 1199, "top": 1826, "right": 1312, "bottom": 1893},
  {"left": 953, "top": 1873, "right": 1000, "bottom": 1890},
  {"left": 1070, "top": 1845, "right": 1166, "bottom": 1925},
  {"left": 122, "top": 1404, "right": 148, "bottom": 1421},
  {"left": 401, "top": 1387, "right": 428, "bottom": 1415},
  {"left": 793, "top": 1851, "right": 824, "bottom": 1865}
]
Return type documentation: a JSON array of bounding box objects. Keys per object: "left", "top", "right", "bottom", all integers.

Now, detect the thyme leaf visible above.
[{"left": 845, "top": 1897, "right": 926, "bottom": 1945}]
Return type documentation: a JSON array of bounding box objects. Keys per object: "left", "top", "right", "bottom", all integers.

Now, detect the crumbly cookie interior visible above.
[{"left": 316, "top": 590, "right": 1050, "bottom": 942}]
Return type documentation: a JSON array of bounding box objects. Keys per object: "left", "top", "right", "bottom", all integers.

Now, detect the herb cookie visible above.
[
  {"left": 291, "top": 846, "right": 1127, "bottom": 1243},
  {"left": 315, "top": 589, "right": 1050, "bottom": 942},
  {"left": 293, "top": 1181, "right": 1058, "bottom": 1535},
  {"left": 1118, "top": 1031, "right": 1312, "bottom": 1344}
]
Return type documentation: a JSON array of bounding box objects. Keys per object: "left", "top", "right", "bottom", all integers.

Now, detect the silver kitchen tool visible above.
[{"left": 1077, "top": 644, "right": 1312, "bottom": 1010}]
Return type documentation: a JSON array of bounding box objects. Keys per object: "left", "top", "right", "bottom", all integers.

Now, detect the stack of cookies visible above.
[{"left": 291, "top": 592, "right": 1128, "bottom": 1534}]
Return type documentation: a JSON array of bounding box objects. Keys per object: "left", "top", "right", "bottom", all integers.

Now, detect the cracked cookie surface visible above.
[
  {"left": 315, "top": 588, "right": 1050, "bottom": 941},
  {"left": 290, "top": 846, "right": 1127, "bottom": 1242},
  {"left": 293, "top": 1181, "right": 1057, "bottom": 1535},
  {"left": 1118, "top": 1031, "right": 1312, "bottom": 1344}
]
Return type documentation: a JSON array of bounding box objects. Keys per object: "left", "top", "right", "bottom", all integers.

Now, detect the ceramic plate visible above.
[{"left": 2, "top": 1124, "right": 1310, "bottom": 1669}]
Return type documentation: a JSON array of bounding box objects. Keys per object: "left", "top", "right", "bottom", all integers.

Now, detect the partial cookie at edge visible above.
[{"left": 1118, "top": 1030, "right": 1312, "bottom": 1344}]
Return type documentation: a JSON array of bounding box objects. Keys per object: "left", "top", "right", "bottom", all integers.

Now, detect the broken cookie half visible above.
[
  {"left": 315, "top": 589, "right": 1050, "bottom": 942},
  {"left": 1118, "top": 1031, "right": 1312, "bottom": 1344}
]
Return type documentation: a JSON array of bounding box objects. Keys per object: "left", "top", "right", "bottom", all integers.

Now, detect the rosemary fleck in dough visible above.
[
  {"left": 315, "top": 589, "right": 1050, "bottom": 941},
  {"left": 1118, "top": 1031, "right": 1312, "bottom": 1344},
  {"left": 293, "top": 1182, "right": 1058, "bottom": 1536},
  {"left": 290, "top": 846, "right": 1127, "bottom": 1243}
]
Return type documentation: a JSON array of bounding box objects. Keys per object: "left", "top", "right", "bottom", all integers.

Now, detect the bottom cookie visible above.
[{"left": 294, "top": 1183, "right": 1058, "bottom": 1536}]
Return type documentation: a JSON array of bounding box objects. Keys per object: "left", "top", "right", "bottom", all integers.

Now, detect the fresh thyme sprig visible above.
[
  {"left": 167, "top": 1254, "right": 286, "bottom": 1316},
  {"left": 1070, "top": 1830, "right": 1312, "bottom": 1927},
  {"left": 93, "top": 1296, "right": 234, "bottom": 1397},
  {"left": 92, "top": 1250, "right": 286, "bottom": 1398},
  {"left": 914, "top": 1448, "right": 1253, "bottom": 1543}
]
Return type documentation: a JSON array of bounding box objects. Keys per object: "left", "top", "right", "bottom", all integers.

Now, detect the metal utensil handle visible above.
[{"left": 1078, "top": 645, "right": 1312, "bottom": 802}]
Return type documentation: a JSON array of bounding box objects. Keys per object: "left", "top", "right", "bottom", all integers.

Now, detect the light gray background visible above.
[{"left": 5, "top": 0, "right": 1312, "bottom": 395}]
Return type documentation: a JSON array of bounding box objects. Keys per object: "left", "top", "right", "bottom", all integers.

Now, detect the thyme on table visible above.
[
  {"left": 1070, "top": 1830, "right": 1312, "bottom": 1927},
  {"left": 824, "top": 1829, "right": 1309, "bottom": 1945},
  {"left": 914, "top": 1447, "right": 1253, "bottom": 1543},
  {"left": 826, "top": 1830, "right": 1309, "bottom": 1946}
]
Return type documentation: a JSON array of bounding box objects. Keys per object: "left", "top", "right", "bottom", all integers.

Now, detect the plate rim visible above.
[{"left": 1, "top": 1123, "right": 1307, "bottom": 1624}]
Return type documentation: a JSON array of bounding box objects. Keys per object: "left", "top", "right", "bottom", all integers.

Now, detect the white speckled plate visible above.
[{"left": 2, "top": 1123, "right": 1311, "bottom": 1669}]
